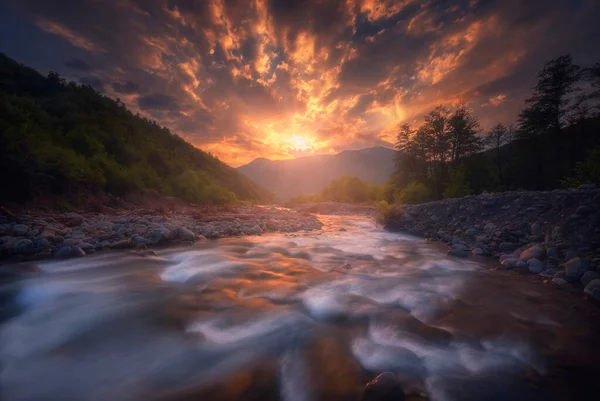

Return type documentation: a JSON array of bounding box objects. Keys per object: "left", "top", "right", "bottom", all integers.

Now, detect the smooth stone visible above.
[
  {"left": 581, "top": 271, "right": 600, "bottom": 286},
  {"left": 564, "top": 249, "right": 578, "bottom": 262},
  {"left": 528, "top": 258, "right": 545, "bottom": 274},
  {"left": 519, "top": 245, "right": 545, "bottom": 262},
  {"left": 584, "top": 279, "right": 600, "bottom": 301},
  {"left": 565, "top": 257, "right": 589, "bottom": 282},
  {"left": 12, "top": 224, "right": 29, "bottom": 237},
  {"left": 111, "top": 239, "right": 133, "bottom": 249},
  {"left": 363, "top": 372, "right": 405, "bottom": 401},
  {"left": 552, "top": 278, "right": 568, "bottom": 286}
]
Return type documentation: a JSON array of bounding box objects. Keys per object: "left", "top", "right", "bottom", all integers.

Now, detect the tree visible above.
[
  {"left": 518, "top": 55, "right": 581, "bottom": 138},
  {"left": 582, "top": 61, "right": 600, "bottom": 112},
  {"left": 484, "top": 124, "right": 510, "bottom": 185},
  {"left": 448, "top": 103, "right": 483, "bottom": 165}
]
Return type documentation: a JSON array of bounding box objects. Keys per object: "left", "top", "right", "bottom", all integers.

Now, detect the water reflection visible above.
[{"left": 1, "top": 215, "right": 599, "bottom": 400}]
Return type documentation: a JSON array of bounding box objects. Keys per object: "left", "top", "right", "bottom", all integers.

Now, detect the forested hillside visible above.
[
  {"left": 0, "top": 54, "right": 273, "bottom": 204},
  {"left": 391, "top": 55, "right": 600, "bottom": 203}
]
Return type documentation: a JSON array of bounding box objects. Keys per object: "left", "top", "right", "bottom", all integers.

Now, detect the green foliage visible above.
[
  {"left": 376, "top": 200, "right": 402, "bottom": 224},
  {"left": 0, "top": 53, "right": 273, "bottom": 204},
  {"left": 562, "top": 147, "right": 600, "bottom": 187},
  {"left": 288, "top": 176, "right": 388, "bottom": 204},
  {"left": 394, "top": 181, "right": 432, "bottom": 204},
  {"left": 443, "top": 165, "right": 472, "bottom": 198},
  {"left": 390, "top": 54, "right": 600, "bottom": 200}
]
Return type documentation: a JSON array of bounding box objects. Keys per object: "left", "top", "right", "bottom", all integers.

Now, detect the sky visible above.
[{"left": 1, "top": 0, "right": 599, "bottom": 167}]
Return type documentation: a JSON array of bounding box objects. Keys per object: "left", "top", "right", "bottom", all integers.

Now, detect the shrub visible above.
[
  {"left": 443, "top": 165, "right": 472, "bottom": 198},
  {"left": 395, "top": 181, "right": 432, "bottom": 204}
]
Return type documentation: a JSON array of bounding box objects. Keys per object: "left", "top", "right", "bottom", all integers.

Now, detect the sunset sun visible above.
[{"left": 287, "top": 135, "right": 314, "bottom": 152}]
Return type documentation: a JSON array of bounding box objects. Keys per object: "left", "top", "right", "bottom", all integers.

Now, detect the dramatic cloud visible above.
[{"left": 1, "top": 0, "right": 599, "bottom": 166}]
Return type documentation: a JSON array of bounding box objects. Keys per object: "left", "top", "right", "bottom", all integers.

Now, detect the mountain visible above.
[
  {"left": 237, "top": 146, "right": 396, "bottom": 200},
  {"left": 0, "top": 53, "right": 273, "bottom": 204}
]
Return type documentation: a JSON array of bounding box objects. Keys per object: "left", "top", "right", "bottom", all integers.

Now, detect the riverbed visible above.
[{"left": 1, "top": 215, "right": 599, "bottom": 401}]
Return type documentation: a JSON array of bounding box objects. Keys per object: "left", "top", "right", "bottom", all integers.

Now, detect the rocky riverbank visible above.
[
  {"left": 384, "top": 185, "right": 600, "bottom": 302},
  {"left": 0, "top": 205, "right": 322, "bottom": 263}
]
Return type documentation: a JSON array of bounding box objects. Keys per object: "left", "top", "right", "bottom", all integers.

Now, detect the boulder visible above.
[
  {"left": 519, "top": 245, "right": 545, "bottom": 262},
  {"left": 528, "top": 258, "right": 545, "bottom": 274},
  {"left": 565, "top": 257, "right": 589, "bottom": 282},
  {"left": 12, "top": 224, "right": 29, "bottom": 237},
  {"left": 448, "top": 244, "right": 469, "bottom": 258},
  {"left": 501, "top": 258, "right": 519, "bottom": 269},
  {"left": 175, "top": 226, "right": 196, "bottom": 242},
  {"left": 363, "top": 372, "right": 405, "bottom": 401},
  {"left": 578, "top": 183, "right": 597, "bottom": 190},
  {"left": 581, "top": 271, "right": 600, "bottom": 285},
  {"left": 584, "top": 279, "right": 600, "bottom": 301},
  {"left": 249, "top": 225, "right": 263, "bottom": 235},
  {"left": 148, "top": 226, "right": 170, "bottom": 244}
]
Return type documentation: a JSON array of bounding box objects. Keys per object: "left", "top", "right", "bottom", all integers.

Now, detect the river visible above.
[{"left": 1, "top": 215, "right": 599, "bottom": 401}]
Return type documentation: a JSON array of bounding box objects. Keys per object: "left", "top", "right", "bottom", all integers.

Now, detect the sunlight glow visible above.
[{"left": 287, "top": 135, "right": 314, "bottom": 151}]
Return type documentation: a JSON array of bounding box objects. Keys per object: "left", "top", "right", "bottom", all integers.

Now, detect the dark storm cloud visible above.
[
  {"left": 1, "top": 0, "right": 599, "bottom": 165},
  {"left": 65, "top": 58, "right": 91, "bottom": 71},
  {"left": 137, "top": 93, "right": 180, "bottom": 111},
  {"left": 112, "top": 80, "right": 142, "bottom": 95}
]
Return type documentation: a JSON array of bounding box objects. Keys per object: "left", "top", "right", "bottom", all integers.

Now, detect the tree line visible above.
[
  {"left": 0, "top": 53, "right": 273, "bottom": 205},
  {"left": 392, "top": 55, "right": 600, "bottom": 203}
]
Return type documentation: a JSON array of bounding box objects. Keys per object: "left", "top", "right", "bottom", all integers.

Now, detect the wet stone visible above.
[{"left": 363, "top": 372, "right": 405, "bottom": 401}]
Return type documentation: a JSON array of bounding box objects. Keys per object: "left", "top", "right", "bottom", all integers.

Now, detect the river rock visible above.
[
  {"left": 249, "top": 225, "right": 263, "bottom": 235},
  {"left": 175, "top": 226, "right": 196, "bottom": 241},
  {"left": 581, "top": 271, "right": 600, "bottom": 285},
  {"left": 363, "top": 372, "right": 405, "bottom": 401},
  {"left": 530, "top": 222, "right": 542, "bottom": 236},
  {"left": 578, "top": 183, "right": 597, "bottom": 190},
  {"left": 148, "top": 226, "right": 170, "bottom": 244},
  {"left": 565, "top": 257, "right": 588, "bottom": 282},
  {"left": 12, "top": 224, "right": 29, "bottom": 237},
  {"left": 584, "top": 279, "right": 600, "bottom": 301},
  {"left": 465, "top": 228, "right": 477, "bottom": 236},
  {"left": 552, "top": 277, "right": 568, "bottom": 286},
  {"left": 528, "top": 258, "right": 545, "bottom": 274},
  {"left": 564, "top": 249, "right": 578, "bottom": 262},
  {"left": 111, "top": 239, "right": 133, "bottom": 249},
  {"left": 546, "top": 247, "right": 558, "bottom": 259},
  {"left": 448, "top": 244, "right": 469, "bottom": 258},
  {"left": 472, "top": 247, "right": 487, "bottom": 256},
  {"left": 484, "top": 222, "right": 496, "bottom": 235},
  {"left": 502, "top": 258, "right": 519, "bottom": 269},
  {"left": 65, "top": 212, "right": 84, "bottom": 226},
  {"left": 77, "top": 242, "right": 94, "bottom": 252},
  {"left": 519, "top": 245, "right": 544, "bottom": 262},
  {"left": 54, "top": 246, "right": 85, "bottom": 258}
]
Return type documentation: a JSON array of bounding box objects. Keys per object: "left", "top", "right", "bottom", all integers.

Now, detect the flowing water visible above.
[{"left": 1, "top": 215, "right": 599, "bottom": 401}]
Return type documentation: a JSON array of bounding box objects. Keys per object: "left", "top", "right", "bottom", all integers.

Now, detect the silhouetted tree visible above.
[
  {"left": 448, "top": 103, "right": 483, "bottom": 165},
  {"left": 484, "top": 124, "right": 510, "bottom": 185}
]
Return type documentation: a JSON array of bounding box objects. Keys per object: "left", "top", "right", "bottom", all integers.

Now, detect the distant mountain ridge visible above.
[{"left": 237, "top": 146, "right": 396, "bottom": 200}]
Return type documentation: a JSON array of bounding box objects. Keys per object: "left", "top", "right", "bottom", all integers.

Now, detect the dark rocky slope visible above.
[{"left": 385, "top": 185, "right": 600, "bottom": 301}]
